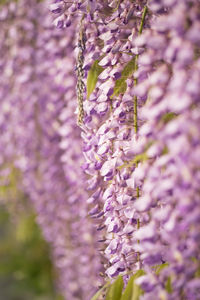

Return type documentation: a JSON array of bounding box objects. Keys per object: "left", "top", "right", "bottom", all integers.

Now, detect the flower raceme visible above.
[
  {"left": 50, "top": 0, "right": 200, "bottom": 299},
  {"left": 1, "top": 1, "right": 102, "bottom": 299}
]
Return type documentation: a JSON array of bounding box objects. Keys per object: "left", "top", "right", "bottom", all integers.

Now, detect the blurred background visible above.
[{"left": 0, "top": 167, "right": 63, "bottom": 300}]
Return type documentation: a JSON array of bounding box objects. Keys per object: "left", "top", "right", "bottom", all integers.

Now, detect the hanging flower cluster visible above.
[
  {"left": 0, "top": 0, "right": 200, "bottom": 299},
  {"left": 0, "top": 1, "right": 102, "bottom": 299},
  {"left": 50, "top": 0, "right": 200, "bottom": 299}
]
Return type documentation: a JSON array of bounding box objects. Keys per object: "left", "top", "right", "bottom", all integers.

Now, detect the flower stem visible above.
[
  {"left": 134, "top": 6, "right": 148, "bottom": 262},
  {"left": 139, "top": 6, "right": 148, "bottom": 35},
  {"left": 134, "top": 6, "right": 148, "bottom": 133}
]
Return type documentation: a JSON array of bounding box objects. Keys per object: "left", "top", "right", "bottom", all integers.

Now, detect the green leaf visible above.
[
  {"left": 155, "top": 263, "right": 169, "bottom": 275},
  {"left": 90, "top": 288, "right": 104, "bottom": 300},
  {"left": 134, "top": 153, "right": 148, "bottom": 164},
  {"left": 195, "top": 267, "right": 200, "bottom": 278},
  {"left": 105, "top": 276, "right": 123, "bottom": 300},
  {"left": 165, "top": 277, "right": 172, "bottom": 294},
  {"left": 120, "top": 270, "right": 145, "bottom": 300},
  {"left": 87, "top": 60, "right": 104, "bottom": 99},
  {"left": 131, "top": 270, "right": 145, "bottom": 300},
  {"left": 120, "top": 276, "right": 134, "bottom": 300},
  {"left": 153, "top": 264, "right": 172, "bottom": 294},
  {"left": 117, "top": 153, "right": 148, "bottom": 170},
  {"left": 111, "top": 58, "right": 135, "bottom": 99},
  {"left": 161, "top": 112, "right": 177, "bottom": 124},
  {"left": 131, "top": 281, "right": 142, "bottom": 300},
  {"left": 111, "top": 79, "right": 127, "bottom": 98},
  {"left": 0, "top": 0, "right": 18, "bottom": 5},
  {"left": 90, "top": 282, "right": 110, "bottom": 300},
  {"left": 161, "top": 146, "right": 168, "bottom": 155}
]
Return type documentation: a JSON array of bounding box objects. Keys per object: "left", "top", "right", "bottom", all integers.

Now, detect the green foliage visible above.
[
  {"left": 0, "top": 205, "right": 59, "bottom": 300},
  {"left": 119, "top": 275, "right": 134, "bottom": 300},
  {"left": 161, "top": 146, "right": 169, "bottom": 155},
  {"left": 0, "top": 166, "right": 21, "bottom": 202},
  {"left": 90, "top": 271, "right": 145, "bottom": 300},
  {"left": 155, "top": 263, "right": 169, "bottom": 275},
  {"left": 191, "top": 257, "right": 200, "bottom": 278},
  {"left": 134, "top": 153, "right": 148, "bottom": 164},
  {"left": 117, "top": 138, "right": 170, "bottom": 171},
  {"left": 0, "top": 0, "right": 18, "bottom": 5},
  {"left": 105, "top": 276, "right": 123, "bottom": 300},
  {"left": 90, "top": 282, "right": 110, "bottom": 300},
  {"left": 154, "top": 263, "right": 172, "bottom": 294},
  {"left": 0, "top": 164, "right": 63, "bottom": 298},
  {"left": 165, "top": 277, "right": 172, "bottom": 294},
  {"left": 87, "top": 60, "right": 104, "bottom": 99},
  {"left": 195, "top": 266, "right": 200, "bottom": 278},
  {"left": 120, "top": 270, "right": 145, "bottom": 300},
  {"left": 161, "top": 112, "right": 177, "bottom": 124},
  {"left": 131, "top": 271, "right": 146, "bottom": 300},
  {"left": 111, "top": 58, "right": 135, "bottom": 99},
  {"left": 111, "top": 80, "right": 127, "bottom": 98},
  {"left": 118, "top": 152, "right": 148, "bottom": 170}
]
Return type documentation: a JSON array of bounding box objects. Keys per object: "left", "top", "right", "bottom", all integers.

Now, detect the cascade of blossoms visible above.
[
  {"left": 0, "top": 2, "right": 19, "bottom": 179},
  {"left": 129, "top": 1, "right": 200, "bottom": 299},
  {"left": 50, "top": 0, "right": 151, "bottom": 279},
  {"left": 0, "top": 1, "right": 103, "bottom": 299},
  {"left": 50, "top": 0, "right": 200, "bottom": 299},
  {"left": 0, "top": 0, "right": 200, "bottom": 299}
]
